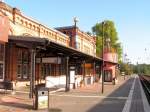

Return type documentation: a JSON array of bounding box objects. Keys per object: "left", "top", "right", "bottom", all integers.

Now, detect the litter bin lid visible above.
[
  {"left": 37, "top": 87, "right": 49, "bottom": 91},
  {"left": 38, "top": 90, "right": 49, "bottom": 96}
]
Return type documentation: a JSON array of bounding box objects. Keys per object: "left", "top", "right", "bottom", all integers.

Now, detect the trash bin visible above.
[
  {"left": 112, "top": 78, "right": 116, "bottom": 85},
  {"left": 34, "top": 87, "right": 49, "bottom": 110}
]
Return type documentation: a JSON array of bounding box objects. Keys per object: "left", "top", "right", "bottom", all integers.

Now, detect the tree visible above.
[
  {"left": 86, "top": 31, "right": 92, "bottom": 36},
  {"left": 92, "top": 20, "right": 122, "bottom": 62},
  {"left": 132, "top": 64, "right": 150, "bottom": 75},
  {"left": 120, "top": 62, "right": 133, "bottom": 75}
]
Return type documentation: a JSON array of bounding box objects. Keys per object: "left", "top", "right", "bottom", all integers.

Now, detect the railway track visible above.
[{"left": 139, "top": 75, "right": 150, "bottom": 104}]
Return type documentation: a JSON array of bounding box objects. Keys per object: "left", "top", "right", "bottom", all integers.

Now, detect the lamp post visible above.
[
  {"left": 101, "top": 21, "right": 105, "bottom": 94},
  {"left": 106, "top": 37, "right": 111, "bottom": 52},
  {"left": 73, "top": 17, "right": 78, "bottom": 28}
]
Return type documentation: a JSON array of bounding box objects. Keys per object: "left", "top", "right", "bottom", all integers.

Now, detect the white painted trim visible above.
[
  {"left": 15, "top": 88, "right": 65, "bottom": 94},
  {"left": 122, "top": 75, "right": 136, "bottom": 112},
  {"left": 138, "top": 76, "right": 150, "bottom": 112},
  {"left": 50, "top": 94, "right": 128, "bottom": 100}
]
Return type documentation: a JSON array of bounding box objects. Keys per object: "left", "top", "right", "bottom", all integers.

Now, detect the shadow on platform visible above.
[
  {"left": 0, "top": 102, "right": 33, "bottom": 109},
  {"left": 48, "top": 108, "right": 62, "bottom": 112},
  {"left": 87, "top": 77, "right": 133, "bottom": 112}
]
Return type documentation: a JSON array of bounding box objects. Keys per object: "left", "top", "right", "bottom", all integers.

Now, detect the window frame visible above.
[{"left": 17, "top": 48, "right": 30, "bottom": 80}]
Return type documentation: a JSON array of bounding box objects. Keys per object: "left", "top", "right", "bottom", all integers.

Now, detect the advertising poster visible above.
[{"left": 38, "top": 96, "right": 48, "bottom": 109}]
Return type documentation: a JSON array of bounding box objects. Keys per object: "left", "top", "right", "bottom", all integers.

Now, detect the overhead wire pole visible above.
[{"left": 101, "top": 21, "right": 105, "bottom": 94}]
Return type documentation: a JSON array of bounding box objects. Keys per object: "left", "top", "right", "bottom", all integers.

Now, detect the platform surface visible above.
[{"left": 0, "top": 75, "right": 149, "bottom": 112}]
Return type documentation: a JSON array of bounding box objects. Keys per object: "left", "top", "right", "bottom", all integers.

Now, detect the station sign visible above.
[{"left": 36, "top": 57, "right": 61, "bottom": 64}]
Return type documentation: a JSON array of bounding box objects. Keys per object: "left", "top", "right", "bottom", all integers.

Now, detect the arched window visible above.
[
  {"left": 33, "top": 25, "right": 35, "bottom": 30},
  {"left": 29, "top": 23, "right": 32, "bottom": 29},
  {"left": 20, "top": 19, "right": 24, "bottom": 25},
  {"left": 46, "top": 31, "right": 48, "bottom": 35},
  {"left": 25, "top": 21, "right": 28, "bottom": 26}
]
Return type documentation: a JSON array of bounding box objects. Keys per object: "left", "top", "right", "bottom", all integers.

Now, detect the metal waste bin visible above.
[{"left": 34, "top": 87, "right": 49, "bottom": 110}]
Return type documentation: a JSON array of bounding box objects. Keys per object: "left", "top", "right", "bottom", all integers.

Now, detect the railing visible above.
[{"left": 139, "top": 75, "right": 150, "bottom": 104}]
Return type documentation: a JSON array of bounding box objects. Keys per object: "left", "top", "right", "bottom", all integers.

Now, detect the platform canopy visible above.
[{"left": 9, "top": 35, "right": 103, "bottom": 64}]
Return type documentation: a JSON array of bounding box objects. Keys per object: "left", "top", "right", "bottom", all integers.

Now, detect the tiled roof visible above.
[{"left": 55, "top": 25, "right": 77, "bottom": 30}]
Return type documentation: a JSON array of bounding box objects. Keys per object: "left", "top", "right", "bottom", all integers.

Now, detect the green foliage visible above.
[
  {"left": 133, "top": 64, "right": 150, "bottom": 75},
  {"left": 120, "top": 62, "right": 133, "bottom": 75},
  {"left": 96, "top": 36, "right": 102, "bottom": 57},
  {"left": 86, "top": 31, "right": 92, "bottom": 36},
  {"left": 92, "top": 20, "right": 122, "bottom": 62}
]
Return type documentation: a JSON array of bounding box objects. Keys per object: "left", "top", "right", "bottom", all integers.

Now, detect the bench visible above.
[{"left": 0, "top": 81, "right": 13, "bottom": 92}]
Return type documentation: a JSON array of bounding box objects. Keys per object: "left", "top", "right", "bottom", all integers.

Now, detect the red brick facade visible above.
[
  {"left": 0, "top": 11, "right": 9, "bottom": 42},
  {"left": 5, "top": 43, "right": 17, "bottom": 81},
  {"left": 56, "top": 26, "right": 96, "bottom": 56}
]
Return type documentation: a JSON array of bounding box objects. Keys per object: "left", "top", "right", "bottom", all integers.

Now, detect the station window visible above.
[
  {"left": 0, "top": 43, "right": 4, "bottom": 80},
  {"left": 41, "top": 64, "right": 51, "bottom": 79},
  {"left": 0, "top": 43, "right": 4, "bottom": 61},
  {"left": 41, "top": 64, "right": 62, "bottom": 78},
  {"left": 104, "top": 70, "right": 112, "bottom": 82},
  {"left": 17, "top": 49, "right": 30, "bottom": 80},
  {"left": 84, "top": 45, "right": 90, "bottom": 54},
  {"left": 0, "top": 64, "right": 4, "bottom": 79},
  {"left": 51, "top": 64, "right": 61, "bottom": 76},
  {"left": 77, "top": 42, "right": 81, "bottom": 50}
]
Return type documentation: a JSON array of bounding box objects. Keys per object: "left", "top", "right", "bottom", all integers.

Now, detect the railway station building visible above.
[{"left": 0, "top": 1, "right": 118, "bottom": 94}]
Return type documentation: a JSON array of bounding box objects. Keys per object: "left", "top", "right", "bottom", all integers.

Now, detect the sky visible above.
[{"left": 4, "top": 0, "right": 150, "bottom": 64}]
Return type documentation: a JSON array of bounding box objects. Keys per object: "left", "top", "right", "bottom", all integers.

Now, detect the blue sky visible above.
[{"left": 4, "top": 0, "right": 150, "bottom": 64}]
